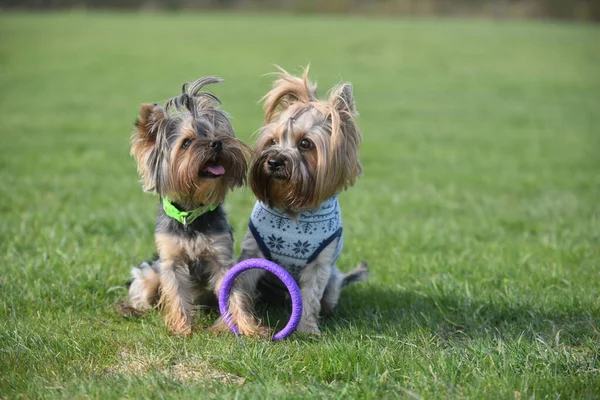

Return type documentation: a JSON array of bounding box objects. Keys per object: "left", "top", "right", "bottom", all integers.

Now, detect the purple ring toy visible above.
[{"left": 218, "top": 258, "right": 303, "bottom": 341}]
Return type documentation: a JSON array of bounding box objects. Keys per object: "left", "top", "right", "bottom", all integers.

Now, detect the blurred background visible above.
[{"left": 1, "top": 0, "right": 599, "bottom": 21}]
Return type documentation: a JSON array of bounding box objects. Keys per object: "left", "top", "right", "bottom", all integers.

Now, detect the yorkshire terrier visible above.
[
  {"left": 123, "top": 77, "right": 262, "bottom": 336},
  {"left": 239, "top": 68, "right": 369, "bottom": 335}
]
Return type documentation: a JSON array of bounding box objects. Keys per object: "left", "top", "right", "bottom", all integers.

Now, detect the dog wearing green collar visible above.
[{"left": 121, "top": 77, "right": 264, "bottom": 337}]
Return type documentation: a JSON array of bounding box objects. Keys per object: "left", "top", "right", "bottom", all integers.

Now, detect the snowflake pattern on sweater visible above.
[{"left": 248, "top": 196, "right": 343, "bottom": 277}]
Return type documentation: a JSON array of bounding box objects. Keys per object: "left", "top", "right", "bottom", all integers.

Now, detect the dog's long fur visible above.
[
  {"left": 240, "top": 67, "right": 369, "bottom": 335},
  {"left": 122, "top": 77, "right": 262, "bottom": 336}
]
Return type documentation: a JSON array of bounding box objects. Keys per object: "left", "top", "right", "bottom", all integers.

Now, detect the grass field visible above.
[{"left": 1, "top": 12, "right": 599, "bottom": 399}]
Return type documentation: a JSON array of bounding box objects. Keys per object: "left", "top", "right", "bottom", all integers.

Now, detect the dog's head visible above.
[
  {"left": 131, "top": 77, "right": 250, "bottom": 208},
  {"left": 250, "top": 67, "right": 362, "bottom": 212}
]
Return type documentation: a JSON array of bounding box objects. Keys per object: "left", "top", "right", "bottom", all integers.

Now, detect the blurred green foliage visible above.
[{"left": 1, "top": 0, "right": 599, "bottom": 21}]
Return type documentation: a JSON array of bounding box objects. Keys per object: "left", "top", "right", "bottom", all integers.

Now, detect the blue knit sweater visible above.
[{"left": 248, "top": 196, "right": 343, "bottom": 277}]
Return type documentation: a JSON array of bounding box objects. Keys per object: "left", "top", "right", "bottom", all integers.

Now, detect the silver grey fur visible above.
[{"left": 124, "top": 76, "right": 259, "bottom": 335}]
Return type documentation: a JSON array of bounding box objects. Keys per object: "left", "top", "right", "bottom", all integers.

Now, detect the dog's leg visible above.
[
  {"left": 297, "top": 239, "right": 339, "bottom": 335},
  {"left": 209, "top": 230, "right": 268, "bottom": 336},
  {"left": 298, "top": 263, "right": 331, "bottom": 335},
  {"left": 237, "top": 229, "right": 264, "bottom": 263},
  {"left": 158, "top": 261, "right": 196, "bottom": 336},
  {"left": 210, "top": 267, "right": 266, "bottom": 336},
  {"left": 320, "top": 266, "right": 343, "bottom": 316},
  {"left": 211, "top": 269, "right": 267, "bottom": 336},
  {"left": 154, "top": 234, "right": 197, "bottom": 336}
]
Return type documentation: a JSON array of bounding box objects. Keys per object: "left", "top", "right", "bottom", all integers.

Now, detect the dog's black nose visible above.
[
  {"left": 267, "top": 157, "right": 285, "bottom": 171},
  {"left": 210, "top": 140, "right": 222, "bottom": 151}
]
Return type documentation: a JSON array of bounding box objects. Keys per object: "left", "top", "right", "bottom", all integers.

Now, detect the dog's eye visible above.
[
  {"left": 182, "top": 138, "right": 194, "bottom": 149},
  {"left": 269, "top": 139, "right": 277, "bottom": 146},
  {"left": 299, "top": 139, "right": 312, "bottom": 150}
]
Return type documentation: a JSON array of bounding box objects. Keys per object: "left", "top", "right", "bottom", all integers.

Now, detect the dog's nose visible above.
[
  {"left": 210, "top": 140, "right": 222, "bottom": 151},
  {"left": 267, "top": 157, "right": 285, "bottom": 171}
]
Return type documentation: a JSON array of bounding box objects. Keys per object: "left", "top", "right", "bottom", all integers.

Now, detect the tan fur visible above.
[
  {"left": 124, "top": 77, "right": 264, "bottom": 336},
  {"left": 241, "top": 67, "right": 368, "bottom": 335},
  {"left": 166, "top": 120, "right": 250, "bottom": 207},
  {"left": 153, "top": 232, "right": 263, "bottom": 336},
  {"left": 159, "top": 263, "right": 197, "bottom": 336},
  {"left": 250, "top": 67, "right": 363, "bottom": 211},
  {"left": 154, "top": 234, "right": 198, "bottom": 334},
  {"left": 131, "top": 104, "right": 168, "bottom": 193},
  {"left": 263, "top": 66, "right": 318, "bottom": 123}
]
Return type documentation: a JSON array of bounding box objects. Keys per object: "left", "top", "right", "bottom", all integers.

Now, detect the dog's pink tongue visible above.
[{"left": 204, "top": 165, "right": 225, "bottom": 175}]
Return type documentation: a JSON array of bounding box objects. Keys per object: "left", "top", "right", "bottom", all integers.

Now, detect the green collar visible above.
[{"left": 162, "top": 197, "right": 217, "bottom": 226}]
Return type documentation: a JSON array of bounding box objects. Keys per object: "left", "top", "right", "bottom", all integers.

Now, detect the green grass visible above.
[{"left": 1, "top": 11, "right": 599, "bottom": 399}]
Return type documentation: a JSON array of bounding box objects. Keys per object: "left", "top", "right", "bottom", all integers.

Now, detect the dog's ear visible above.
[
  {"left": 131, "top": 103, "right": 167, "bottom": 193},
  {"left": 329, "top": 82, "right": 357, "bottom": 118},
  {"left": 133, "top": 103, "right": 166, "bottom": 142},
  {"left": 327, "top": 82, "right": 362, "bottom": 191},
  {"left": 263, "top": 66, "right": 317, "bottom": 123}
]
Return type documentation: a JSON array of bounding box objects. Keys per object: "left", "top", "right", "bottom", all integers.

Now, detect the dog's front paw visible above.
[
  {"left": 236, "top": 316, "right": 271, "bottom": 337},
  {"left": 210, "top": 317, "right": 272, "bottom": 338},
  {"left": 210, "top": 317, "right": 230, "bottom": 335},
  {"left": 297, "top": 321, "right": 321, "bottom": 336},
  {"left": 165, "top": 314, "right": 194, "bottom": 336},
  {"left": 170, "top": 325, "right": 193, "bottom": 336},
  {"left": 240, "top": 324, "right": 272, "bottom": 338}
]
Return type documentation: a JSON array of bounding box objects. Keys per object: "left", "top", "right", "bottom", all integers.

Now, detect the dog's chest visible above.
[
  {"left": 180, "top": 234, "right": 216, "bottom": 259},
  {"left": 156, "top": 232, "right": 233, "bottom": 282},
  {"left": 248, "top": 197, "right": 344, "bottom": 275}
]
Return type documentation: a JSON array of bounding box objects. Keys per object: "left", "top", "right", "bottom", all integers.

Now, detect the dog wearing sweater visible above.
[{"left": 239, "top": 67, "right": 369, "bottom": 335}]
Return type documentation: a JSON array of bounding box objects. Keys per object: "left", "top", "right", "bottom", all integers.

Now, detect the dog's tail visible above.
[{"left": 341, "top": 261, "right": 369, "bottom": 288}]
